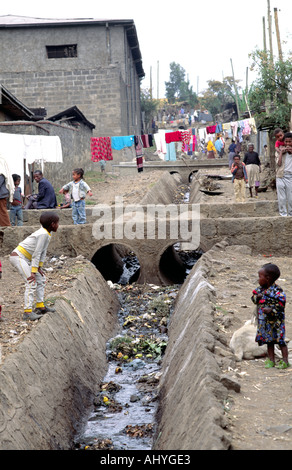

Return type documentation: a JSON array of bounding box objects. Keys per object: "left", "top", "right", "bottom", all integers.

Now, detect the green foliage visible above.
[
  {"left": 199, "top": 77, "right": 247, "bottom": 117},
  {"left": 248, "top": 49, "right": 292, "bottom": 129},
  {"left": 165, "top": 62, "right": 198, "bottom": 107},
  {"left": 140, "top": 88, "right": 159, "bottom": 122}
]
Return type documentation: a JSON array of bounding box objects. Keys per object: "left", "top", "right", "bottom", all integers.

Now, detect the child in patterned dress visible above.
[{"left": 252, "top": 263, "right": 289, "bottom": 369}]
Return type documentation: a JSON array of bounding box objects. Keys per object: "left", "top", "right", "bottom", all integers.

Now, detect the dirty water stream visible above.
[{"left": 74, "top": 183, "right": 201, "bottom": 450}]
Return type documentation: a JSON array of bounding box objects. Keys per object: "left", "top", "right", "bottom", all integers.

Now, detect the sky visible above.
[{"left": 0, "top": 0, "right": 291, "bottom": 99}]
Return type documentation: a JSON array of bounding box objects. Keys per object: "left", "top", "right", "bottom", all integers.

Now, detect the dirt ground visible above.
[{"left": 1, "top": 160, "right": 292, "bottom": 450}]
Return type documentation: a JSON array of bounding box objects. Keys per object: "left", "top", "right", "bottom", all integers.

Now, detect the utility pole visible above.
[
  {"left": 263, "top": 16, "right": 267, "bottom": 51},
  {"left": 157, "top": 61, "right": 159, "bottom": 100},
  {"left": 267, "top": 0, "right": 274, "bottom": 67},
  {"left": 274, "top": 7, "right": 283, "bottom": 62},
  {"left": 230, "top": 58, "right": 240, "bottom": 119}
]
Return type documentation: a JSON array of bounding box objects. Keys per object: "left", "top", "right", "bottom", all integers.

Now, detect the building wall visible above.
[
  {"left": 0, "top": 121, "right": 95, "bottom": 191},
  {"left": 0, "top": 23, "right": 142, "bottom": 137}
]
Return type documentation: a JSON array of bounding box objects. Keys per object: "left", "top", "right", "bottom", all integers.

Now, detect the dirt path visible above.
[{"left": 209, "top": 246, "right": 292, "bottom": 450}]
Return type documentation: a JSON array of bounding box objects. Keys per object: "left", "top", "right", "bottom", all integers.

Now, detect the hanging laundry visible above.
[
  {"left": 111, "top": 135, "right": 134, "bottom": 150},
  {"left": 216, "top": 123, "right": 223, "bottom": 133},
  {"left": 206, "top": 125, "right": 217, "bottom": 134},
  {"left": 165, "top": 131, "right": 182, "bottom": 144},
  {"left": 242, "top": 119, "right": 251, "bottom": 136},
  {"left": 91, "top": 137, "right": 113, "bottom": 162},
  {"left": 0, "top": 132, "right": 63, "bottom": 187},
  {"left": 134, "top": 136, "right": 144, "bottom": 172},
  {"left": 230, "top": 122, "right": 238, "bottom": 138},
  {"left": 148, "top": 134, "right": 154, "bottom": 147},
  {"left": 180, "top": 130, "right": 192, "bottom": 153}
]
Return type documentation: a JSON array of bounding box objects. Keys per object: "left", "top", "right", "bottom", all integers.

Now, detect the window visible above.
[{"left": 46, "top": 45, "right": 77, "bottom": 59}]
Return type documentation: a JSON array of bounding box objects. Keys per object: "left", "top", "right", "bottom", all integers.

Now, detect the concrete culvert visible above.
[
  {"left": 91, "top": 244, "right": 140, "bottom": 285},
  {"left": 159, "top": 243, "right": 203, "bottom": 285}
]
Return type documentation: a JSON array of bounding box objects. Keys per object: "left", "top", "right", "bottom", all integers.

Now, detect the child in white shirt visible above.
[
  {"left": 10, "top": 212, "right": 59, "bottom": 321},
  {"left": 59, "top": 168, "right": 92, "bottom": 224}
]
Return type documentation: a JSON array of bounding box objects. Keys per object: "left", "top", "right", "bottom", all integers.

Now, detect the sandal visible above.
[
  {"left": 275, "top": 360, "right": 290, "bottom": 369},
  {"left": 264, "top": 359, "right": 275, "bottom": 368}
]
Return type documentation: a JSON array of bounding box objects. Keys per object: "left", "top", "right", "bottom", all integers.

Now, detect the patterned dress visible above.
[{"left": 252, "top": 283, "right": 286, "bottom": 346}]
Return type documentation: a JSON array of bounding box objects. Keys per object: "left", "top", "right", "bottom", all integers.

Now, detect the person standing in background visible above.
[{"left": 0, "top": 154, "right": 14, "bottom": 226}]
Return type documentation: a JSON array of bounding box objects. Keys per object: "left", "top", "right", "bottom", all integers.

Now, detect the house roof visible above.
[
  {"left": 0, "top": 83, "right": 35, "bottom": 119},
  {"left": 0, "top": 15, "right": 145, "bottom": 78},
  {"left": 48, "top": 106, "right": 95, "bottom": 130}
]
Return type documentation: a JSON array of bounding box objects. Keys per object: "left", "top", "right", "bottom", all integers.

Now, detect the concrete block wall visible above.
[{"left": 0, "top": 23, "right": 142, "bottom": 137}]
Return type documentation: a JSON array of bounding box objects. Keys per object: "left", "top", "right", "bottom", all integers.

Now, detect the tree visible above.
[
  {"left": 199, "top": 77, "right": 248, "bottom": 118},
  {"left": 140, "top": 88, "right": 159, "bottom": 131},
  {"left": 248, "top": 49, "right": 292, "bottom": 130},
  {"left": 165, "top": 62, "right": 198, "bottom": 107}
]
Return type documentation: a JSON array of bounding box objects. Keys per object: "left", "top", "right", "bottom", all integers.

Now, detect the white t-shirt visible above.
[
  {"left": 72, "top": 181, "right": 80, "bottom": 201},
  {"left": 284, "top": 153, "right": 292, "bottom": 174}
]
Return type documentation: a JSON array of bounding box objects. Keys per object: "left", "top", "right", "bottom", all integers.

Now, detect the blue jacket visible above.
[{"left": 36, "top": 178, "right": 57, "bottom": 209}]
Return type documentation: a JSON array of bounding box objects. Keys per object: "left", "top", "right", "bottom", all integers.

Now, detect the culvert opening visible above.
[
  {"left": 91, "top": 244, "right": 140, "bottom": 285},
  {"left": 159, "top": 243, "right": 204, "bottom": 285}
]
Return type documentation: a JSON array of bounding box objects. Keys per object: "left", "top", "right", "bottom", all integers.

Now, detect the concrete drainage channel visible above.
[
  {"left": 0, "top": 171, "right": 232, "bottom": 450},
  {"left": 74, "top": 281, "right": 180, "bottom": 450}
]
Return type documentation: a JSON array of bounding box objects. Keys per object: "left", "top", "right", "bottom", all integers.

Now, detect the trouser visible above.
[
  {"left": 72, "top": 199, "right": 86, "bottom": 224},
  {"left": 24, "top": 195, "right": 37, "bottom": 209},
  {"left": 233, "top": 179, "right": 246, "bottom": 203},
  {"left": 0, "top": 198, "right": 11, "bottom": 226},
  {"left": 276, "top": 174, "right": 292, "bottom": 216},
  {"left": 10, "top": 205, "right": 23, "bottom": 226},
  {"left": 9, "top": 250, "right": 46, "bottom": 312}
]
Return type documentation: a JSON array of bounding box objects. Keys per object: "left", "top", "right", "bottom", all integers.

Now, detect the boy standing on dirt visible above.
[
  {"left": 231, "top": 155, "right": 248, "bottom": 203},
  {"left": 9, "top": 212, "right": 59, "bottom": 321}
]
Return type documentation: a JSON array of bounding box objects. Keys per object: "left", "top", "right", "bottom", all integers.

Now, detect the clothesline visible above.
[
  {"left": 90, "top": 134, "right": 154, "bottom": 172},
  {"left": 90, "top": 117, "right": 258, "bottom": 169}
]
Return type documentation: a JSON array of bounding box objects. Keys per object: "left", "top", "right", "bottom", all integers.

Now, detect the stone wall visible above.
[{"left": 0, "top": 262, "right": 120, "bottom": 450}]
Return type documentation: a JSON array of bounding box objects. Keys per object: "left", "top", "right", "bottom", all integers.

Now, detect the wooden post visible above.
[
  {"left": 274, "top": 8, "right": 283, "bottom": 62},
  {"left": 230, "top": 58, "right": 240, "bottom": 119},
  {"left": 157, "top": 61, "right": 159, "bottom": 100},
  {"left": 263, "top": 16, "right": 267, "bottom": 52},
  {"left": 267, "top": 0, "right": 274, "bottom": 67}
]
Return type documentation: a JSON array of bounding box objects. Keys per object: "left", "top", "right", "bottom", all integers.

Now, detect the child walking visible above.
[
  {"left": 10, "top": 174, "right": 24, "bottom": 226},
  {"left": 59, "top": 168, "right": 92, "bottom": 224},
  {"left": 231, "top": 155, "right": 248, "bottom": 203},
  {"left": 9, "top": 212, "right": 59, "bottom": 321},
  {"left": 252, "top": 263, "right": 289, "bottom": 369}
]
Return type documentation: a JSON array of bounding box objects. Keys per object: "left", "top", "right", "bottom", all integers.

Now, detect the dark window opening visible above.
[{"left": 46, "top": 44, "right": 77, "bottom": 59}]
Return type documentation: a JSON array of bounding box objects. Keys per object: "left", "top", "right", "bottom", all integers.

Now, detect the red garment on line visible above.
[
  {"left": 206, "top": 125, "right": 217, "bottom": 134},
  {"left": 165, "top": 131, "right": 183, "bottom": 144},
  {"left": 91, "top": 137, "right": 113, "bottom": 162}
]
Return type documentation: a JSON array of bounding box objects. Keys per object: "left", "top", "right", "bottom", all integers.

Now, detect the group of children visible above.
[{"left": 8, "top": 167, "right": 93, "bottom": 226}]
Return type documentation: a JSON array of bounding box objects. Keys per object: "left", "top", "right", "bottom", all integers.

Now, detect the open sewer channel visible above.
[
  {"left": 74, "top": 281, "right": 179, "bottom": 450},
  {"left": 74, "top": 183, "right": 201, "bottom": 450}
]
